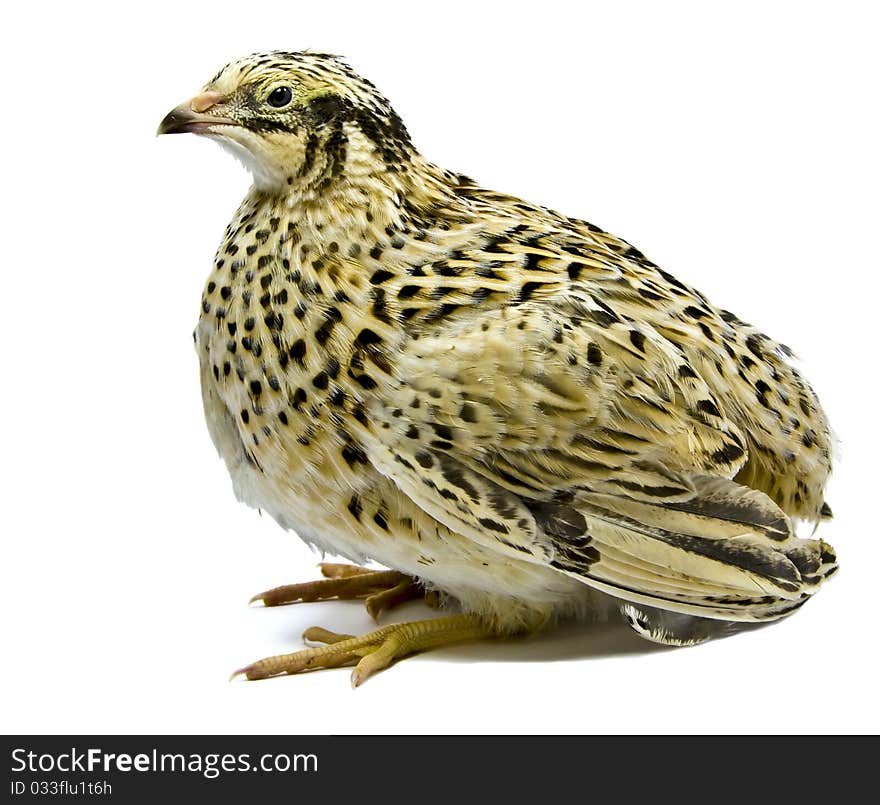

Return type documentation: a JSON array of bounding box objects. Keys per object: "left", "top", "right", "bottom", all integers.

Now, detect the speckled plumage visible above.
[{"left": 162, "top": 52, "right": 837, "bottom": 659}]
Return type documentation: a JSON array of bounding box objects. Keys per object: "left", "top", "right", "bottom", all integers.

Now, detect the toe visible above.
[
  {"left": 302, "top": 626, "right": 354, "bottom": 644},
  {"left": 364, "top": 580, "right": 423, "bottom": 621},
  {"left": 319, "top": 562, "right": 374, "bottom": 579},
  {"left": 350, "top": 639, "right": 399, "bottom": 688}
]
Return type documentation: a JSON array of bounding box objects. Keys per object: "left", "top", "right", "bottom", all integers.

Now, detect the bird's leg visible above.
[
  {"left": 249, "top": 563, "right": 435, "bottom": 620},
  {"left": 232, "top": 614, "right": 491, "bottom": 687}
]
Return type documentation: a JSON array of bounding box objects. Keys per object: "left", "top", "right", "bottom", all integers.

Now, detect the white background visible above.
[{"left": 2, "top": 1, "right": 878, "bottom": 734}]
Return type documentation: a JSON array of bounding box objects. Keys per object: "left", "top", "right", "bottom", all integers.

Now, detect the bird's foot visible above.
[
  {"left": 231, "top": 614, "right": 489, "bottom": 687},
  {"left": 249, "top": 562, "right": 439, "bottom": 621}
]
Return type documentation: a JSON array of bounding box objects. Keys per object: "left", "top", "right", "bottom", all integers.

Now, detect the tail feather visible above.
[{"left": 548, "top": 476, "right": 837, "bottom": 622}]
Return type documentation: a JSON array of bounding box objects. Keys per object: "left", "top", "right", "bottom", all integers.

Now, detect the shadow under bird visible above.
[{"left": 158, "top": 52, "right": 837, "bottom": 686}]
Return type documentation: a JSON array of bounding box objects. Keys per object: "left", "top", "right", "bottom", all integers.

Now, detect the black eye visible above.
[{"left": 267, "top": 86, "right": 293, "bottom": 108}]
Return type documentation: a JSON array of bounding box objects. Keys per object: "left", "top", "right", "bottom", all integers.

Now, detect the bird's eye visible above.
[{"left": 267, "top": 86, "right": 293, "bottom": 108}]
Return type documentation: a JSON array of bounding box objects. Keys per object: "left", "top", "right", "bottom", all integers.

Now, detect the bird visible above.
[{"left": 158, "top": 51, "right": 838, "bottom": 686}]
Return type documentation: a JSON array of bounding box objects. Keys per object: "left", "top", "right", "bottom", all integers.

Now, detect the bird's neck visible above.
[{"left": 265, "top": 132, "right": 467, "bottom": 246}]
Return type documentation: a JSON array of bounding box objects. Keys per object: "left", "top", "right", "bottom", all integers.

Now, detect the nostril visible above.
[{"left": 191, "top": 91, "right": 227, "bottom": 113}]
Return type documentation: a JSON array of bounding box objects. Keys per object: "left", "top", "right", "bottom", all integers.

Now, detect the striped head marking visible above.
[{"left": 158, "top": 51, "right": 413, "bottom": 193}]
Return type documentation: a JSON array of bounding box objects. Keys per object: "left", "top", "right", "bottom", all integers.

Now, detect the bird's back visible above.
[{"left": 411, "top": 177, "right": 833, "bottom": 523}]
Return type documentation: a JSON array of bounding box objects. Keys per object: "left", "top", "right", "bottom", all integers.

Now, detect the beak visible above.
[{"left": 157, "top": 91, "right": 237, "bottom": 135}]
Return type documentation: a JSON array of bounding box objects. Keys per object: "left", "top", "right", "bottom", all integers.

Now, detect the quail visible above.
[{"left": 158, "top": 52, "right": 837, "bottom": 686}]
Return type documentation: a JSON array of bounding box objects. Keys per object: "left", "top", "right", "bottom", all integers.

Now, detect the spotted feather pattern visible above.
[{"left": 186, "top": 51, "right": 836, "bottom": 634}]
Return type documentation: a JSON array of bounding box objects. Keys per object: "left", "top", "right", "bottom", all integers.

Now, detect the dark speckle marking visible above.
[
  {"left": 355, "top": 328, "right": 383, "bottom": 347},
  {"left": 329, "top": 387, "right": 346, "bottom": 406},
  {"left": 637, "top": 287, "right": 663, "bottom": 301},
  {"left": 341, "top": 443, "right": 368, "bottom": 467},
  {"left": 289, "top": 339, "right": 306, "bottom": 365},
  {"left": 432, "top": 423, "right": 454, "bottom": 441},
  {"left": 314, "top": 307, "right": 342, "bottom": 346},
  {"left": 353, "top": 374, "right": 377, "bottom": 390},
  {"left": 437, "top": 455, "right": 479, "bottom": 500},
  {"left": 712, "top": 442, "right": 745, "bottom": 464},
  {"left": 415, "top": 450, "right": 434, "bottom": 468},
  {"left": 523, "top": 253, "right": 544, "bottom": 271},
  {"left": 684, "top": 305, "right": 708, "bottom": 319},
  {"left": 478, "top": 517, "right": 509, "bottom": 534},
  {"left": 372, "top": 289, "right": 391, "bottom": 323},
  {"left": 459, "top": 403, "right": 478, "bottom": 423},
  {"left": 745, "top": 335, "right": 764, "bottom": 359},
  {"left": 697, "top": 399, "right": 722, "bottom": 418},
  {"left": 264, "top": 311, "right": 283, "bottom": 330},
  {"left": 519, "top": 281, "right": 543, "bottom": 302},
  {"left": 370, "top": 269, "right": 394, "bottom": 285}
]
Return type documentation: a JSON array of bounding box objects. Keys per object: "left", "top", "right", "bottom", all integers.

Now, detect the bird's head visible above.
[{"left": 158, "top": 52, "right": 414, "bottom": 196}]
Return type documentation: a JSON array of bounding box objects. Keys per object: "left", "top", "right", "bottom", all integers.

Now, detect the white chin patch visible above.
[{"left": 211, "top": 132, "right": 286, "bottom": 193}]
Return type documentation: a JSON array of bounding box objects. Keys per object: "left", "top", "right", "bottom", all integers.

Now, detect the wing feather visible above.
[{"left": 360, "top": 304, "right": 834, "bottom": 621}]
